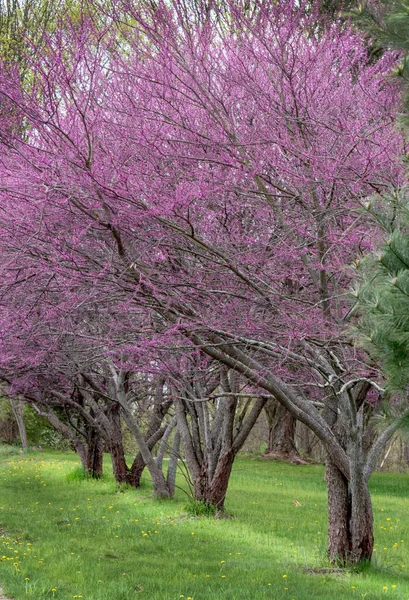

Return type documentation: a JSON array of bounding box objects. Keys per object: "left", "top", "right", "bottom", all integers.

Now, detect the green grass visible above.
[{"left": 0, "top": 452, "right": 407, "bottom": 599}]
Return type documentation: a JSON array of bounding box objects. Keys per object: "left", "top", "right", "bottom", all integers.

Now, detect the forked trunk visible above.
[
  {"left": 326, "top": 460, "right": 373, "bottom": 564},
  {"left": 120, "top": 405, "right": 172, "bottom": 498},
  {"left": 193, "top": 449, "right": 235, "bottom": 510}
]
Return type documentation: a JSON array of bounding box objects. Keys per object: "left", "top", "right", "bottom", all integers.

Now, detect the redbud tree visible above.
[{"left": 0, "top": 0, "right": 406, "bottom": 562}]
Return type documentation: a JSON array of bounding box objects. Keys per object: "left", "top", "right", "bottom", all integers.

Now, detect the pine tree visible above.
[
  {"left": 353, "top": 3, "right": 409, "bottom": 391},
  {"left": 355, "top": 193, "right": 409, "bottom": 391},
  {"left": 354, "top": 1, "right": 409, "bottom": 117}
]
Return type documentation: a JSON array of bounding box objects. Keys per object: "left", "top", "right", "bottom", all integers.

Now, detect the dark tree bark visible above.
[
  {"left": 128, "top": 453, "right": 145, "bottom": 487},
  {"left": 326, "top": 459, "right": 374, "bottom": 564},
  {"left": 264, "top": 398, "right": 298, "bottom": 457},
  {"left": 106, "top": 402, "right": 132, "bottom": 484},
  {"left": 84, "top": 427, "right": 103, "bottom": 478},
  {"left": 326, "top": 459, "right": 351, "bottom": 562},
  {"left": 205, "top": 448, "right": 235, "bottom": 508}
]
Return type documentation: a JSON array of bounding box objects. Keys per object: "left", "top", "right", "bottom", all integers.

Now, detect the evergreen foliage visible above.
[
  {"left": 353, "top": 3, "right": 409, "bottom": 391},
  {"left": 355, "top": 193, "right": 409, "bottom": 391},
  {"left": 354, "top": 1, "right": 409, "bottom": 120}
]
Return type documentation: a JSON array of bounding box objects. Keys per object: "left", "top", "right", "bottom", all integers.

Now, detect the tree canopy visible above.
[{"left": 0, "top": 0, "right": 407, "bottom": 563}]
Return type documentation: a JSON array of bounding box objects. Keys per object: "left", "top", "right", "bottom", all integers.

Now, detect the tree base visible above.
[{"left": 262, "top": 450, "right": 310, "bottom": 465}]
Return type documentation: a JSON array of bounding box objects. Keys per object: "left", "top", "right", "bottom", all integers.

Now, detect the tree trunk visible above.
[
  {"left": 404, "top": 444, "right": 409, "bottom": 467},
  {"left": 167, "top": 430, "right": 180, "bottom": 496},
  {"left": 85, "top": 429, "right": 103, "bottom": 478},
  {"left": 125, "top": 415, "right": 173, "bottom": 488},
  {"left": 193, "top": 462, "right": 211, "bottom": 504},
  {"left": 128, "top": 453, "right": 145, "bottom": 487},
  {"left": 325, "top": 459, "right": 374, "bottom": 564},
  {"left": 191, "top": 448, "right": 235, "bottom": 510},
  {"left": 107, "top": 404, "right": 133, "bottom": 484},
  {"left": 120, "top": 405, "right": 171, "bottom": 498},
  {"left": 110, "top": 437, "right": 131, "bottom": 484},
  {"left": 206, "top": 448, "right": 235, "bottom": 509},
  {"left": 264, "top": 399, "right": 298, "bottom": 457},
  {"left": 9, "top": 398, "right": 28, "bottom": 452},
  {"left": 350, "top": 478, "right": 374, "bottom": 563},
  {"left": 326, "top": 459, "right": 351, "bottom": 563}
]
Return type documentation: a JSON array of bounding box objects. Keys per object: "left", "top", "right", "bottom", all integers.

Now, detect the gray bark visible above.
[
  {"left": 167, "top": 430, "right": 181, "bottom": 495},
  {"left": 110, "top": 369, "right": 171, "bottom": 499},
  {"left": 9, "top": 398, "right": 28, "bottom": 452}
]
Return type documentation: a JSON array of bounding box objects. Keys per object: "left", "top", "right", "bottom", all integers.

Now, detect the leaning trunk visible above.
[{"left": 120, "top": 406, "right": 171, "bottom": 498}]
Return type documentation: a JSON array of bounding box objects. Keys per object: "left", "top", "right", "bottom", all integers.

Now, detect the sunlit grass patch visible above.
[{"left": 0, "top": 453, "right": 407, "bottom": 598}]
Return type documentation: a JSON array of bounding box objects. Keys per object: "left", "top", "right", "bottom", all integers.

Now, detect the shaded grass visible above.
[{"left": 0, "top": 451, "right": 406, "bottom": 599}]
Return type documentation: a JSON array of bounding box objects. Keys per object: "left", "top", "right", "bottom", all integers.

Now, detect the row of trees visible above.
[{"left": 0, "top": 0, "right": 408, "bottom": 565}]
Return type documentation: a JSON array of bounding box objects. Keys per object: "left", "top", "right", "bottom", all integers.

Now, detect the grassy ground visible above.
[{"left": 0, "top": 451, "right": 407, "bottom": 599}]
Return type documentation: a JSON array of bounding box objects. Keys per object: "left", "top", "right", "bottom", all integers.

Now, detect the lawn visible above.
[{"left": 0, "top": 450, "right": 407, "bottom": 599}]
